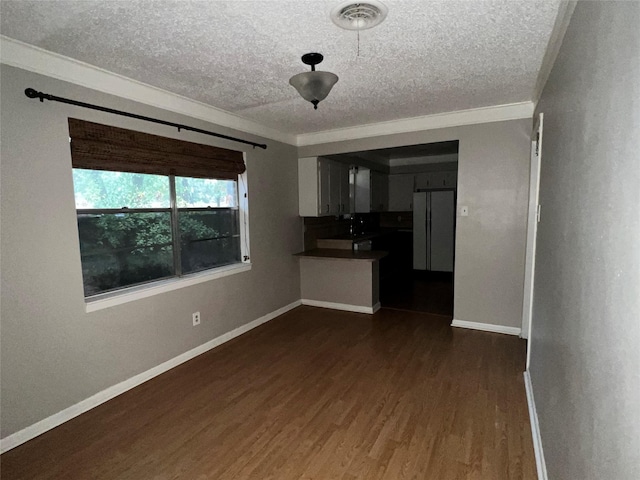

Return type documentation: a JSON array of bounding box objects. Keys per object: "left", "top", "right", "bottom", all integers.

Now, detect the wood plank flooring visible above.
[{"left": 1, "top": 306, "right": 536, "bottom": 480}]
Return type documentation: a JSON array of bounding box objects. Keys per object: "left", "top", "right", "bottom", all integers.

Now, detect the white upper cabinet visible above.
[
  {"left": 298, "top": 157, "right": 351, "bottom": 217},
  {"left": 415, "top": 171, "right": 457, "bottom": 190},
  {"left": 319, "top": 158, "right": 331, "bottom": 215},
  {"left": 371, "top": 171, "right": 388, "bottom": 212},
  {"left": 354, "top": 167, "right": 371, "bottom": 213},
  {"left": 355, "top": 168, "right": 388, "bottom": 213},
  {"left": 339, "top": 163, "right": 350, "bottom": 215},
  {"left": 388, "top": 174, "right": 415, "bottom": 211},
  {"left": 329, "top": 160, "right": 341, "bottom": 215}
]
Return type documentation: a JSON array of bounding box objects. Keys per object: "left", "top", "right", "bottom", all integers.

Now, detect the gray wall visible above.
[
  {"left": 530, "top": 2, "right": 640, "bottom": 479},
  {"left": 0, "top": 66, "right": 302, "bottom": 437},
  {"left": 300, "top": 119, "right": 531, "bottom": 329}
]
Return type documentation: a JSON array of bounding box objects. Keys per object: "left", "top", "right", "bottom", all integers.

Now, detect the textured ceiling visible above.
[{"left": 0, "top": 0, "right": 561, "bottom": 135}]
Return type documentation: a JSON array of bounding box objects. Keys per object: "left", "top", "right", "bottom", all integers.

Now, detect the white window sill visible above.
[{"left": 85, "top": 263, "right": 252, "bottom": 313}]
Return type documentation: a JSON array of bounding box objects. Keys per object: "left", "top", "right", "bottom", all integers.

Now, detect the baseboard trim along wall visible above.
[
  {"left": 451, "top": 319, "right": 522, "bottom": 336},
  {"left": 524, "top": 371, "right": 548, "bottom": 480},
  {"left": 0, "top": 300, "right": 302, "bottom": 454},
  {"left": 301, "top": 299, "right": 381, "bottom": 315}
]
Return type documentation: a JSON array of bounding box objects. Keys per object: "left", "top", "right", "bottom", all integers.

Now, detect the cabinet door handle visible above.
[{"left": 326, "top": 204, "right": 330, "bottom": 213}]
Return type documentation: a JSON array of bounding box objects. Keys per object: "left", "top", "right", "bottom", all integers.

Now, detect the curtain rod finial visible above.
[
  {"left": 25, "top": 88, "right": 50, "bottom": 102},
  {"left": 24, "top": 88, "right": 39, "bottom": 99}
]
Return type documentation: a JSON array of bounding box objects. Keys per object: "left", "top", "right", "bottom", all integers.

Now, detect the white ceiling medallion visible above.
[{"left": 330, "top": 1, "right": 388, "bottom": 31}]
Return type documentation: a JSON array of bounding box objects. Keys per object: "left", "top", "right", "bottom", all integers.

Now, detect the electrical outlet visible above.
[{"left": 192, "top": 312, "right": 201, "bottom": 326}]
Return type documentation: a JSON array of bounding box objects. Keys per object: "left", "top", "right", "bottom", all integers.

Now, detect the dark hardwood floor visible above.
[
  {"left": 1, "top": 306, "right": 535, "bottom": 480},
  {"left": 380, "top": 270, "right": 454, "bottom": 316}
]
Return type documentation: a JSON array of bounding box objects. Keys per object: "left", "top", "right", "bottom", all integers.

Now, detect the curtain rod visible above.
[{"left": 24, "top": 88, "right": 268, "bottom": 150}]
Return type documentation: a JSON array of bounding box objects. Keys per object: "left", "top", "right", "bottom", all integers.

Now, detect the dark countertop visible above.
[
  {"left": 327, "top": 232, "right": 380, "bottom": 241},
  {"left": 323, "top": 228, "right": 412, "bottom": 241},
  {"left": 295, "top": 248, "right": 388, "bottom": 262}
]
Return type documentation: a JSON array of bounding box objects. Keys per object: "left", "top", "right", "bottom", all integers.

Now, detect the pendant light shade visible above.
[{"left": 289, "top": 53, "right": 338, "bottom": 110}]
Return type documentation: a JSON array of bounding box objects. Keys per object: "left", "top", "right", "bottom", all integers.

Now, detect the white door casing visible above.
[{"left": 523, "top": 113, "right": 543, "bottom": 369}]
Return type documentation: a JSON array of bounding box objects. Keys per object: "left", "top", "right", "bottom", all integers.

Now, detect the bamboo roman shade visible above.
[{"left": 68, "top": 118, "right": 245, "bottom": 179}]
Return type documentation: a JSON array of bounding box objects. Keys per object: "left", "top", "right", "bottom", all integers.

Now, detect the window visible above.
[
  {"left": 68, "top": 118, "right": 249, "bottom": 299},
  {"left": 73, "top": 170, "right": 243, "bottom": 296}
]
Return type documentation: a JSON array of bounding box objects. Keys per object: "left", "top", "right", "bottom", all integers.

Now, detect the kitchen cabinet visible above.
[
  {"left": 371, "top": 171, "right": 388, "bottom": 212},
  {"left": 374, "top": 230, "right": 413, "bottom": 287},
  {"left": 415, "top": 172, "right": 430, "bottom": 190},
  {"left": 388, "top": 174, "right": 415, "bottom": 211},
  {"left": 355, "top": 168, "right": 388, "bottom": 213},
  {"left": 430, "top": 172, "right": 446, "bottom": 188},
  {"left": 319, "top": 158, "right": 331, "bottom": 215},
  {"left": 298, "top": 157, "right": 350, "bottom": 216},
  {"left": 415, "top": 171, "right": 457, "bottom": 190},
  {"left": 354, "top": 167, "right": 370, "bottom": 213},
  {"left": 334, "top": 162, "right": 350, "bottom": 214},
  {"left": 444, "top": 171, "right": 457, "bottom": 187},
  {"left": 329, "top": 160, "right": 341, "bottom": 215}
]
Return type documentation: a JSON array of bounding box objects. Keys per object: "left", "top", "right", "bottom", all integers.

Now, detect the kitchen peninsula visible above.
[
  {"left": 295, "top": 210, "right": 413, "bottom": 315},
  {"left": 296, "top": 154, "right": 413, "bottom": 314},
  {"left": 295, "top": 247, "right": 386, "bottom": 314}
]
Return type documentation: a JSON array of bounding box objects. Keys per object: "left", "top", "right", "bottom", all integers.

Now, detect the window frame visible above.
[{"left": 76, "top": 168, "right": 251, "bottom": 312}]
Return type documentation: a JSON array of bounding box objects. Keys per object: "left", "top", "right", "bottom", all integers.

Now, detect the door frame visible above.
[{"left": 522, "top": 113, "right": 543, "bottom": 369}]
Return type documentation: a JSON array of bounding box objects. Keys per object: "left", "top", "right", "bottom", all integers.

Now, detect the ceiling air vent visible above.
[{"left": 330, "top": 1, "right": 388, "bottom": 31}]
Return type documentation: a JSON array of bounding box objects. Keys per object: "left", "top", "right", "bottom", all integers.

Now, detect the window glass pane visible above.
[
  {"left": 77, "top": 212, "right": 174, "bottom": 296},
  {"left": 179, "top": 210, "right": 241, "bottom": 274},
  {"left": 175, "top": 177, "right": 238, "bottom": 208},
  {"left": 72, "top": 169, "right": 170, "bottom": 209}
]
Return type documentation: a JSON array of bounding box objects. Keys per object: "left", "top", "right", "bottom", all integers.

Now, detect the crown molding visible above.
[
  {"left": 0, "top": 36, "right": 298, "bottom": 146},
  {"left": 1, "top": 36, "right": 535, "bottom": 150},
  {"left": 296, "top": 101, "right": 535, "bottom": 147}
]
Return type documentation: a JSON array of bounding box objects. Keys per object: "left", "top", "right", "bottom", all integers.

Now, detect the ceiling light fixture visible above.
[{"left": 289, "top": 53, "right": 339, "bottom": 110}]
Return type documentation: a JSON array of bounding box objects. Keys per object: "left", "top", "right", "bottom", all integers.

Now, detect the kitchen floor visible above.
[{"left": 380, "top": 270, "right": 454, "bottom": 317}]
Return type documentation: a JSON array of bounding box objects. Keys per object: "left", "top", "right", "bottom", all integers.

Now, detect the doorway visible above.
[
  {"left": 327, "top": 141, "right": 459, "bottom": 317},
  {"left": 381, "top": 186, "right": 457, "bottom": 317}
]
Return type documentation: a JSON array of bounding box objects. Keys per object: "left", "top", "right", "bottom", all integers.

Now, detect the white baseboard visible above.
[
  {"left": 524, "top": 371, "right": 548, "bottom": 480},
  {"left": 451, "top": 319, "right": 521, "bottom": 336},
  {"left": 0, "top": 300, "right": 302, "bottom": 454},
  {"left": 301, "top": 299, "right": 379, "bottom": 315}
]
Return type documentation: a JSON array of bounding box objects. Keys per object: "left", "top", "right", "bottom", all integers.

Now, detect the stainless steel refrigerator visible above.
[{"left": 413, "top": 190, "right": 455, "bottom": 272}]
